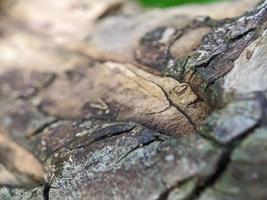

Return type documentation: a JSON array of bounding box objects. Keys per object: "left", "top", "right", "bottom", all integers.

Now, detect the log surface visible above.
[{"left": 0, "top": 0, "right": 266, "bottom": 200}]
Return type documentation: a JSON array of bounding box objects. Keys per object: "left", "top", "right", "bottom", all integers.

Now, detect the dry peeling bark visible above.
[{"left": 0, "top": 0, "right": 267, "bottom": 200}]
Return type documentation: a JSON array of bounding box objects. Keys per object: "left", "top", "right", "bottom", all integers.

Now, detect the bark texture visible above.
[{"left": 0, "top": 0, "right": 266, "bottom": 200}]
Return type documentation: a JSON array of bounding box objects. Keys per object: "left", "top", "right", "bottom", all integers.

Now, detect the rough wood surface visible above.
[{"left": 0, "top": 0, "right": 267, "bottom": 200}]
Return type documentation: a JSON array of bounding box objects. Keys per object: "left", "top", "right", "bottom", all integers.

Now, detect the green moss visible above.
[{"left": 138, "top": 0, "right": 223, "bottom": 8}]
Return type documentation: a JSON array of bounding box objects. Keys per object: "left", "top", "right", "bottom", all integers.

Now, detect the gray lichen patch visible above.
[
  {"left": 19, "top": 188, "right": 44, "bottom": 200},
  {"left": 20, "top": 120, "right": 222, "bottom": 200},
  {"left": 30, "top": 120, "right": 96, "bottom": 161},
  {"left": 0, "top": 187, "right": 27, "bottom": 200},
  {"left": 231, "top": 127, "right": 267, "bottom": 164},
  {"left": 200, "top": 97, "right": 262, "bottom": 145},
  {"left": 198, "top": 127, "right": 267, "bottom": 200},
  {"left": 191, "top": 0, "right": 267, "bottom": 67},
  {"left": 30, "top": 120, "right": 134, "bottom": 162}
]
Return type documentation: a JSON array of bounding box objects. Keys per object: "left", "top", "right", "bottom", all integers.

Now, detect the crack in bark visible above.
[
  {"left": 153, "top": 82, "right": 198, "bottom": 131},
  {"left": 72, "top": 123, "right": 137, "bottom": 150},
  {"left": 123, "top": 65, "right": 198, "bottom": 130},
  {"left": 156, "top": 110, "right": 263, "bottom": 200},
  {"left": 26, "top": 119, "right": 59, "bottom": 139},
  {"left": 1, "top": 1, "right": 267, "bottom": 199},
  {"left": 43, "top": 183, "right": 50, "bottom": 200},
  {"left": 156, "top": 176, "right": 196, "bottom": 200},
  {"left": 39, "top": 122, "right": 137, "bottom": 163},
  {"left": 184, "top": 121, "right": 260, "bottom": 200},
  {"left": 124, "top": 75, "right": 168, "bottom": 104},
  {"left": 256, "top": 92, "right": 267, "bottom": 125},
  {"left": 115, "top": 137, "right": 162, "bottom": 164},
  {"left": 155, "top": 2, "right": 267, "bottom": 110},
  {"left": 186, "top": 98, "right": 202, "bottom": 108},
  {"left": 187, "top": 125, "right": 260, "bottom": 200},
  {"left": 42, "top": 173, "right": 57, "bottom": 200},
  {"left": 144, "top": 106, "right": 172, "bottom": 116}
]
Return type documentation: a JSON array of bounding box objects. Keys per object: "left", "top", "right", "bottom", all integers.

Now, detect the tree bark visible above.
[{"left": 0, "top": 0, "right": 266, "bottom": 200}]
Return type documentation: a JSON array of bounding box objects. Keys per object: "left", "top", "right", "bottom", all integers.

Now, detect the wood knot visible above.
[{"left": 174, "top": 84, "right": 188, "bottom": 95}]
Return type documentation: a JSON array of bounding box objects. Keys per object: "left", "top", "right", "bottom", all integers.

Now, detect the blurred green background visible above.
[{"left": 138, "top": 0, "right": 222, "bottom": 8}]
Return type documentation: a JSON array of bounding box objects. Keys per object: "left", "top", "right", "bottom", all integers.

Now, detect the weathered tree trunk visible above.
[{"left": 0, "top": 0, "right": 267, "bottom": 199}]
